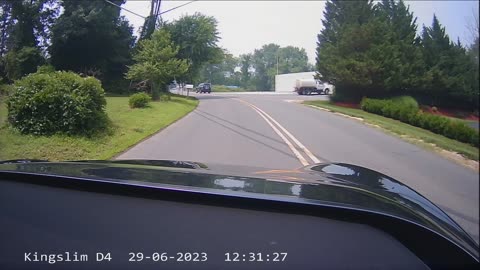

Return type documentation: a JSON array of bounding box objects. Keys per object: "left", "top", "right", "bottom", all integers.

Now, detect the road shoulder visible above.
[{"left": 304, "top": 101, "right": 479, "bottom": 172}]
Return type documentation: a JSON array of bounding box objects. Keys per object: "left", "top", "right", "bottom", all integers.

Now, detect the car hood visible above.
[{"left": 0, "top": 159, "right": 478, "bottom": 260}]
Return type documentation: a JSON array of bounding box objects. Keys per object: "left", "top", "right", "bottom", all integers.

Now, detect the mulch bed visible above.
[
  {"left": 333, "top": 102, "right": 361, "bottom": 109},
  {"left": 421, "top": 106, "right": 479, "bottom": 121}
]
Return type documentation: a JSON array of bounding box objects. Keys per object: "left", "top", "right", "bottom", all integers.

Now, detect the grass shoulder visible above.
[
  {"left": 0, "top": 95, "right": 198, "bottom": 161},
  {"left": 304, "top": 100, "right": 479, "bottom": 162}
]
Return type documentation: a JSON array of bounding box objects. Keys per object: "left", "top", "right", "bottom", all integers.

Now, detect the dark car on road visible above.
[{"left": 196, "top": 83, "right": 211, "bottom": 93}]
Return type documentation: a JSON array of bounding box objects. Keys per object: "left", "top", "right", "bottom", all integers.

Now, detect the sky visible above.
[{"left": 121, "top": 0, "right": 479, "bottom": 64}]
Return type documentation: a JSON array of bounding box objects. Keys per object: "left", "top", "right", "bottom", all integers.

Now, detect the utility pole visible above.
[{"left": 276, "top": 55, "right": 279, "bottom": 75}]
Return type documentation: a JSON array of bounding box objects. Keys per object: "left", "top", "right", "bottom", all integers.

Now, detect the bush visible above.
[
  {"left": 36, "top": 65, "right": 55, "bottom": 74},
  {"left": 129, "top": 92, "right": 151, "bottom": 108},
  {"left": 159, "top": 93, "right": 171, "bottom": 102},
  {"left": 0, "top": 84, "right": 13, "bottom": 96},
  {"left": 7, "top": 71, "right": 108, "bottom": 135},
  {"left": 361, "top": 97, "right": 479, "bottom": 147},
  {"left": 389, "top": 96, "right": 419, "bottom": 111}
]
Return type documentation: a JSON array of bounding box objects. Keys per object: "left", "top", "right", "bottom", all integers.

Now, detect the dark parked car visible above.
[
  {"left": 196, "top": 82, "right": 211, "bottom": 93},
  {"left": 0, "top": 159, "right": 478, "bottom": 269}
]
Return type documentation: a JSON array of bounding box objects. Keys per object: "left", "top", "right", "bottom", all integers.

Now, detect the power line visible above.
[
  {"left": 103, "top": 0, "right": 146, "bottom": 19},
  {"left": 160, "top": 0, "right": 198, "bottom": 15}
]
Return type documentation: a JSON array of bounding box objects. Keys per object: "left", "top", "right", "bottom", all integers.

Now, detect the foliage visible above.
[
  {"left": 240, "top": 53, "right": 252, "bottom": 88},
  {"left": 159, "top": 93, "right": 171, "bottom": 102},
  {"left": 199, "top": 51, "right": 240, "bottom": 86},
  {"left": 36, "top": 64, "right": 55, "bottom": 74},
  {"left": 305, "top": 100, "right": 479, "bottom": 160},
  {"left": 0, "top": 96, "right": 199, "bottom": 161},
  {"left": 419, "top": 15, "right": 479, "bottom": 109},
  {"left": 247, "top": 44, "right": 313, "bottom": 91},
  {"left": 125, "top": 29, "right": 189, "bottom": 100},
  {"left": 0, "top": 0, "right": 58, "bottom": 54},
  {"left": 7, "top": 71, "right": 108, "bottom": 135},
  {"left": 129, "top": 92, "right": 151, "bottom": 108},
  {"left": 389, "top": 96, "right": 419, "bottom": 111},
  {"left": 4, "top": 46, "right": 44, "bottom": 80},
  {"left": 361, "top": 97, "right": 478, "bottom": 146},
  {"left": 0, "top": 83, "right": 13, "bottom": 96},
  {"left": 50, "top": 0, "right": 135, "bottom": 85},
  {"left": 316, "top": 0, "right": 479, "bottom": 110},
  {"left": 212, "top": 85, "right": 247, "bottom": 92},
  {"left": 164, "top": 13, "right": 221, "bottom": 83}
]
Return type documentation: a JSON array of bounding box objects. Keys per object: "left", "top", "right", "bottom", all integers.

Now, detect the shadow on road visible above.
[
  {"left": 196, "top": 109, "right": 286, "bottom": 145},
  {"left": 193, "top": 110, "right": 299, "bottom": 161}
]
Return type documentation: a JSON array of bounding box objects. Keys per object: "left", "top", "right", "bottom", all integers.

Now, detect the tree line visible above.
[
  {"left": 0, "top": 0, "right": 224, "bottom": 95},
  {"left": 316, "top": 0, "right": 479, "bottom": 110},
  {"left": 199, "top": 44, "right": 313, "bottom": 91},
  {"left": 0, "top": 0, "right": 315, "bottom": 95}
]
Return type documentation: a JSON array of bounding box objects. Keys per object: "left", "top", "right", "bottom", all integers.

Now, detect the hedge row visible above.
[{"left": 361, "top": 97, "right": 479, "bottom": 147}]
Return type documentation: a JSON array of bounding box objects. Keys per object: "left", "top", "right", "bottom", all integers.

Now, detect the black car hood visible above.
[{"left": 0, "top": 159, "right": 478, "bottom": 260}]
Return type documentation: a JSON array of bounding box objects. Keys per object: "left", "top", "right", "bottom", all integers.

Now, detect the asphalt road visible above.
[{"left": 117, "top": 92, "right": 479, "bottom": 243}]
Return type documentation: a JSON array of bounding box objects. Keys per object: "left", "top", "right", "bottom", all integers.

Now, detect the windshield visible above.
[{"left": 0, "top": 0, "right": 478, "bottom": 255}]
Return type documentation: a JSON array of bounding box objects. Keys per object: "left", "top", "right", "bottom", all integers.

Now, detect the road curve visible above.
[{"left": 117, "top": 92, "right": 479, "bottom": 243}]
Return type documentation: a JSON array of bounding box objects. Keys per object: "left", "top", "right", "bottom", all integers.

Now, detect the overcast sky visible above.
[{"left": 122, "top": 1, "right": 479, "bottom": 63}]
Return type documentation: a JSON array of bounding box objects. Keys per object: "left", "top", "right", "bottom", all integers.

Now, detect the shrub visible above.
[
  {"left": 159, "top": 93, "right": 171, "bottom": 102},
  {"left": 36, "top": 65, "right": 55, "bottom": 74},
  {"left": 0, "top": 84, "right": 13, "bottom": 96},
  {"left": 360, "top": 96, "right": 479, "bottom": 147},
  {"left": 7, "top": 71, "right": 108, "bottom": 135},
  {"left": 129, "top": 92, "right": 151, "bottom": 108},
  {"left": 390, "top": 96, "right": 419, "bottom": 111}
]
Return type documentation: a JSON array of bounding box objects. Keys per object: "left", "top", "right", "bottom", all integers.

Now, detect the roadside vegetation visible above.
[
  {"left": 211, "top": 85, "right": 248, "bottom": 92},
  {"left": 316, "top": 1, "right": 478, "bottom": 113},
  {"left": 360, "top": 97, "right": 478, "bottom": 147},
  {"left": 0, "top": 96, "right": 198, "bottom": 161},
  {"left": 305, "top": 100, "right": 479, "bottom": 161},
  {"left": 309, "top": 0, "right": 479, "bottom": 159}
]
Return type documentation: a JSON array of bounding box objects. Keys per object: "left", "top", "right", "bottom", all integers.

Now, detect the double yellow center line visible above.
[{"left": 236, "top": 98, "right": 322, "bottom": 166}]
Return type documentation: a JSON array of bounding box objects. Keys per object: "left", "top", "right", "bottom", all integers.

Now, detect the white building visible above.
[{"left": 274, "top": 71, "right": 316, "bottom": 92}]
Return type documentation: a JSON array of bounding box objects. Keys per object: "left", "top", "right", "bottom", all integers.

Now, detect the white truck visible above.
[{"left": 294, "top": 79, "right": 333, "bottom": 95}]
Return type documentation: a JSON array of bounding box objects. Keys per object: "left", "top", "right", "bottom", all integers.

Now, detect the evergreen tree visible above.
[{"left": 420, "top": 14, "right": 478, "bottom": 108}]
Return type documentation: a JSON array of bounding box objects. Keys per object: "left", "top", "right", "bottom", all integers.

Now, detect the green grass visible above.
[
  {"left": 0, "top": 96, "right": 198, "bottom": 161},
  {"left": 211, "top": 85, "right": 248, "bottom": 92},
  {"left": 304, "top": 100, "right": 479, "bottom": 161}
]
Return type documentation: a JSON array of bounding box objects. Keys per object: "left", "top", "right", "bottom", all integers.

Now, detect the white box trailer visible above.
[
  {"left": 275, "top": 72, "right": 316, "bottom": 93},
  {"left": 275, "top": 71, "right": 334, "bottom": 95}
]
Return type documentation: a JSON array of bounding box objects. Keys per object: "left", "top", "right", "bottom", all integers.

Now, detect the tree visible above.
[
  {"left": 417, "top": 14, "right": 479, "bottom": 109},
  {"left": 125, "top": 29, "right": 189, "bottom": 100},
  {"left": 0, "top": 0, "right": 58, "bottom": 81},
  {"left": 375, "top": 0, "right": 424, "bottom": 93},
  {"left": 4, "top": 46, "right": 44, "bottom": 80},
  {"left": 316, "top": 0, "right": 384, "bottom": 100},
  {"left": 199, "top": 50, "right": 240, "bottom": 85},
  {"left": 50, "top": 0, "right": 135, "bottom": 89},
  {"left": 277, "top": 46, "right": 312, "bottom": 74},
  {"left": 251, "top": 43, "right": 280, "bottom": 90},
  {"left": 163, "top": 13, "right": 221, "bottom": 83},
  {"left": 4, "top": 0, "right": 58, "bottom": 52},
  {"left": 240, "top": 53, "right": 252, "bottom": 88}
]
